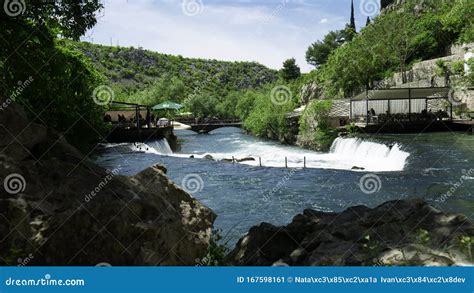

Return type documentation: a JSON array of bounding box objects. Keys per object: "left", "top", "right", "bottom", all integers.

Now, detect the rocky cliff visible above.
[
  {"left": 227, "top": 200, "right": 474, "bottom": 266},
  {"left": 0, "top": 99, "right": 215, "bottom": 265}
]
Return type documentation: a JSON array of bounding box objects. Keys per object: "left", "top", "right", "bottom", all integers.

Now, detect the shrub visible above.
[{"left": 452, "top": 60, "right": 465, "bottom": 75}]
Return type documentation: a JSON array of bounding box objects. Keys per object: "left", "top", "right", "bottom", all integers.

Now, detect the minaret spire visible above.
[{"left": 350, "top": 0, "right": 356, "bottom": 31}]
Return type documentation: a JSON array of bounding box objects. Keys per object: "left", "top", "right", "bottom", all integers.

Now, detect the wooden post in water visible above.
[
  {"left": 304, "top": 157, "right": 306, "bottom": 169},
  {"left": 285, "top": 157, "right": 288, "bottom": 168},
  {"left": 232, "top": 156, "right": 235, "bottom": 164},
  {"left": 366, "top": 87, "right": 369, "bottom": 126},
  {"left": 408, "top": 88, "right": 412, "bottom": 122},
  {"left": 259, "top": 157, "right": 262, "bottom": 167}
]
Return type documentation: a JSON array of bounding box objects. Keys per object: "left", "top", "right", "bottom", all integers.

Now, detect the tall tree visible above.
[
  {"left": 366, "top": 16, "right": 371, "bottom": 26},
  {"left": 1, "top": 0, "right": 103, "bottom": 40},
  {"left": 280, "top": 58, "right": 301, "bottom": 81},
  {"left": 379, "top": 10, "right": 425, "bottom": 83},
  {"left": 342, "top": 23, "right": 357, "bottom": 42},
  {"left": 1, "top": 0, "right": 106, "bottom": 147},
  {"left": 306, "top": 31, "right": 345, "bottom": 68}
]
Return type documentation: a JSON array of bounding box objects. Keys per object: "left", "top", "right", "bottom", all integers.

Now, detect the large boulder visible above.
[
  {"left": 0, "top": 99, "right": 215, "bottom": 265},
  {"left": 227, "top": 199, "right": 474, "bottom": 266}
]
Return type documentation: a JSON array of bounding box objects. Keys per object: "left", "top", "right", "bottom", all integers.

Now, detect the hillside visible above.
[{"left": 66, "top": 41, "right": 278, "bottom": 110}]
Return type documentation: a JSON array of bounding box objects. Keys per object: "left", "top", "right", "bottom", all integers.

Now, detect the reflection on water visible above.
[{"left": 94, "top": 128, "right": 474, "bottom": 245}]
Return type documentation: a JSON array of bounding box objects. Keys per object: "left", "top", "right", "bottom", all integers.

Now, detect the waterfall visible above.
[
  {"left": 128, "top": 139, "right": 173, "bottom": 155},
  {"left": 150, "top": 139, "right": 173, "bottom": 155},
  {"left": 329, "top": 137, "right": 409, "bottom": 171}
]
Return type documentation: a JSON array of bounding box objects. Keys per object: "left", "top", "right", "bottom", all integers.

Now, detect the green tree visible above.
[
  {"left": 280, "top": 58, "right": 301, "bottom": 81},
  {"left": 1, "top": 2, "right": 106, "bottom": 148},
  {"left": 3, "top": 0, "right": 104, "bottom": 40},
  {"left": 235, "top": 90, "right": 258, "bottom": 120},
  {"left": 125, "top": 74, "right": 187, "bottom": 105},
  {"left": 306, "top": 31, "right": 345, "bottom": 68},
  {"left": 379, "top": 10, "right": 426, "bottom": 83},
  {"left": 342, "top": 23, "right": 357, "bottom": 42},
  {"left": 186, "top": 94, "right": 219, "bottom": 118},
  {"left": 440, "top": 0, "right": 474, "bottom": 43},
  {"left": 244, "top": 87, "right": 294, "bottom": 141}
]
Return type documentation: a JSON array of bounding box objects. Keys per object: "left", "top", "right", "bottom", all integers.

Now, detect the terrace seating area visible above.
[
  {"left": 350, "top": 87, "right": 453, "bottom": 125},
  {"left": 356, "top": 110, "right": 450, "bottom": 124}
]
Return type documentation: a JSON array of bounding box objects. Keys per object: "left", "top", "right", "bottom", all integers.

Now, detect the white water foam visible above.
[
  {"left": 116, "top": 137, "right": 410, "bottom": 172},
  {"left": 327, "top": 137, "right": 410, "bottom": 172},
  {"left": 201, "top": 137, "right": 409, "bottom": 172},
  {"left": 128, "top": 139, "right": 173, "bottom": 155}
]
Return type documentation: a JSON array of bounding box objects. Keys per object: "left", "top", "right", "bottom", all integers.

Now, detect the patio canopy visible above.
[
  {"left": 152, "top": 101, "right": 183, "bottom": 111},
  {"left": 350, "top": 87, "right": 453, "bottom": 123},
  {"left": 351, "top": 87, "right": 450, "bottom": 101}
]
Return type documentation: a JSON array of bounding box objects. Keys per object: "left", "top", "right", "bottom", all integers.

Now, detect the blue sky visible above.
[{"left": 85, "top": 0, "right": 380, "bottom": 72}]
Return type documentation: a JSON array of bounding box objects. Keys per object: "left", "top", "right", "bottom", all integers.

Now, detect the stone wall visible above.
[{"left": 379, "top": 43, "right": 474, "bottom": 111}]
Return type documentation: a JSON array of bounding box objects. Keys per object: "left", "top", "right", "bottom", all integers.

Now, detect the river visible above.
[{"left": 93, "top": 128, "right": 474, "bottom": 246}]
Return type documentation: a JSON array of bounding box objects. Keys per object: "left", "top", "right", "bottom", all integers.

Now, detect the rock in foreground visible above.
[
  {"left": 0, "top": 100, "right": 215, "bottom": 265},
  {"left": 227, "top": 200, "right": 474, "bottom": 266}
]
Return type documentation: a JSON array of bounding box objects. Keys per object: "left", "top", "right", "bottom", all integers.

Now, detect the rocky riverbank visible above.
[
  {"left": 0, "top": 100, "right": 215, "bottom": 265},
  {"left": 227, "top": 199, "right": 474, "bottom": 266}
]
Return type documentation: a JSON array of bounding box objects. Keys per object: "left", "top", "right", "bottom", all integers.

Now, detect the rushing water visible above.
[{"left": 94, "top": 128, "right": 474, "bottom": 246}]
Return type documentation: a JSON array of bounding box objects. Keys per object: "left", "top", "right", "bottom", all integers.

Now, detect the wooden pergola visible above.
[
  {"left": 109, "top": 101, "right": 152, "bottom": 129},
  {"left": 350, "top": 87, "right": 453, "bottom": 125}
]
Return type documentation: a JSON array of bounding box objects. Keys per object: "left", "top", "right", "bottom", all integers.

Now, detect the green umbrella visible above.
[{"left": 152, "top": 101, "right": 183, "bottom": 111}]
